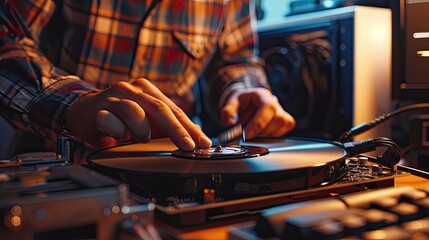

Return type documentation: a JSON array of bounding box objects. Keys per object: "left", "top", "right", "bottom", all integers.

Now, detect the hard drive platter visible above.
[
  {"left": 88, "top": 137, "right": 348, "bottom": 196},
  {"left": 87, "top": 137, "right": 407, "bottom": 226}
]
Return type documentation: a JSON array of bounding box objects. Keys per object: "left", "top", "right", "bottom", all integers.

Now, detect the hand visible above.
[
  {"left": 64, "top": 78, "right": 212, "bottom": 150},
  {"left": 220, "top": 87, "right": 295, "bottom": 139}
]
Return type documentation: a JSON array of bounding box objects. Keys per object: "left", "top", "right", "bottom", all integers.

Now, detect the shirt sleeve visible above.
[
  {"left": 203, "top": 0, "right": 270, "bottom": 113},
  {"left": 0, "top": 0, "right": 97, "bottom": 142}
]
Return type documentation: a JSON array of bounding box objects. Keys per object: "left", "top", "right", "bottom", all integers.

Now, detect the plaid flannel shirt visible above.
[{"left": 0, "top": 0, "right": 269, "bottom": 143}]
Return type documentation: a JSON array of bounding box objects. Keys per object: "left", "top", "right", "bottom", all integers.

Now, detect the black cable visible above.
[
  {"left": 338, "top": 103, "right": 429, "bottom": 142},
  {"left": 342, "top": 137, "right": 402, "bottom": 168}
]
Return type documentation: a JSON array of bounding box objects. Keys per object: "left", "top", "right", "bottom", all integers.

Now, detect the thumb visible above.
[
  {"left": 220, "top": 96, "right": 239, "bottom": 127},
  {"left": 94, "top": 110, "right": 129, "bottom": 141}
]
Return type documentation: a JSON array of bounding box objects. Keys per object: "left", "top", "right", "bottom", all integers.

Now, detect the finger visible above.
[
  {"left": 135, "top": 93, "right": 196, "bottom": 151},
  {"left": 101, "top": 82, "right": 193, "bottom": 149},
  {"left": 161, "top": 99, "right": 212, "bottom": 148},
  {"left": 130, "top": 79, "right": 212, "bottom": 149},
  {"left": 94, "top": 110, "right": 127, "bottom": 139},
  {"left": 220, "top": 96, "right": 239, "bottom": 127},
  {"left": 100, "top": 98, "right": 151, "bottom": 142},
  {"left": 244, "top": 101, "right": 276, "bottom": 139},
  {"left": 260, "top": 113, "right": 296, "bottom": 137},
  {"left": 64, "top": 91, "right": 118, "bottom": 148}
]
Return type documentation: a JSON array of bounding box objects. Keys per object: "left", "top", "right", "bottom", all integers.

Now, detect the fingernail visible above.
[
  {"left": 180, "top": 136, "right": 195, "bottom": 151},
  {"left": 199, "top": 136, "right": 212, "bottom": 148}
]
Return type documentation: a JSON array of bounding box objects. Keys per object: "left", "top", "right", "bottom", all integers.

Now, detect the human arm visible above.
[
  {"left": 0, "top": 0, "right": 98, "bottom": 143},
  {"left": 0, "top": 0, "right": 211, "bottom": 150},
  {"left": 204, "top": 0, "right": 295, "bottom": 139}
]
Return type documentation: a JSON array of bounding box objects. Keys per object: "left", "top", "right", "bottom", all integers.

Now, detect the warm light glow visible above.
[
  {"left": 203, "top": 188, "right": 215, "bottom": 203},
  {"left": 413, "top": 32, "right": 429, "bottom": 39},
  {"left": 111, "top": 205, "right": 120, "bottom": 214},
  {"left": 369, "top": 23, "right": 389, "bottom": 44},
  {"left": 366, "top": 230, "right": 387, "bottom": 239},
  {"left": 314, "top": 162, "right": 327, "bottom": 167},
  {"left": 10, "top": 216, "right": 21, "bottom": 227},
  {"left": 417, "top": 50, "right": 429, "bottom": 57},
  {"left": 10, "top": 206, "right": 22, "bottom": 216}
]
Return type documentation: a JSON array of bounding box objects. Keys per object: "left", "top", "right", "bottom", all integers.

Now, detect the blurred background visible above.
[{"left": 251, "top": 0, "right": 429, "bottom": 170}]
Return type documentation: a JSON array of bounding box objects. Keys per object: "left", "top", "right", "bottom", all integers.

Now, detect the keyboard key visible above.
[
  {"left": 255, "top": 198, "right": 346, "bottom": 238},
  {"left": 399, "top": 190, "right": 427, "bottom": 203},
  {"left": 370, "top": 197, "right": 398, "bottom": 210},
  {"left": 310, "top": 219, "right": 345, "bottom": 240},
  {"left": 342, "top": 186, "right": 414, "bottom": 208},
  {"left": 416, "top": 198, "right": 429, "bottom": 215},
  {"left": 389, "top": 202, "right": 422, "bottom": 222},
  {"left": 285, "top": 210, "right": 343, "bottom": 240},
  {"left": 402, "top": 217, "right": 429, "bottom": 235},
  {"left": 247, "top": 186, "right": 429, "bottom": 240},
  {"left": 334, "top": 212, "right": 367, "bottom": 236},
  {"left": 362, "top": 225, "right": 413, "bottom": 240},
  {"left": 358, "top": 208, "right": 398, "bottom": 229}
]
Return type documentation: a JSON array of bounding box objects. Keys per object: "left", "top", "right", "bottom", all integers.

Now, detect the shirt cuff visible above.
[
  {"left": 218, "top": 74, "right": 270, "bottom": 110},
  {"left": 25, "top": 76, "right": 98, "bottom": 142}
]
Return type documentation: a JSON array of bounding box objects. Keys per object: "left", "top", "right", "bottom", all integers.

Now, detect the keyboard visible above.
[{"left": 228, "top": 186, "right": 429, "bottom": 240}]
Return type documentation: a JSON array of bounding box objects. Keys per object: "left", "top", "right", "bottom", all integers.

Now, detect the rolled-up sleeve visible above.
[{"left": 0, "top": 0, "right": 97, "bottom": 142}]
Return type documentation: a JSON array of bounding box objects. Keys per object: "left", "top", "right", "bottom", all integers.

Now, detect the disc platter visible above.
[{"left": 88, "top": 137, "right": 348, "bottom": 198}]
